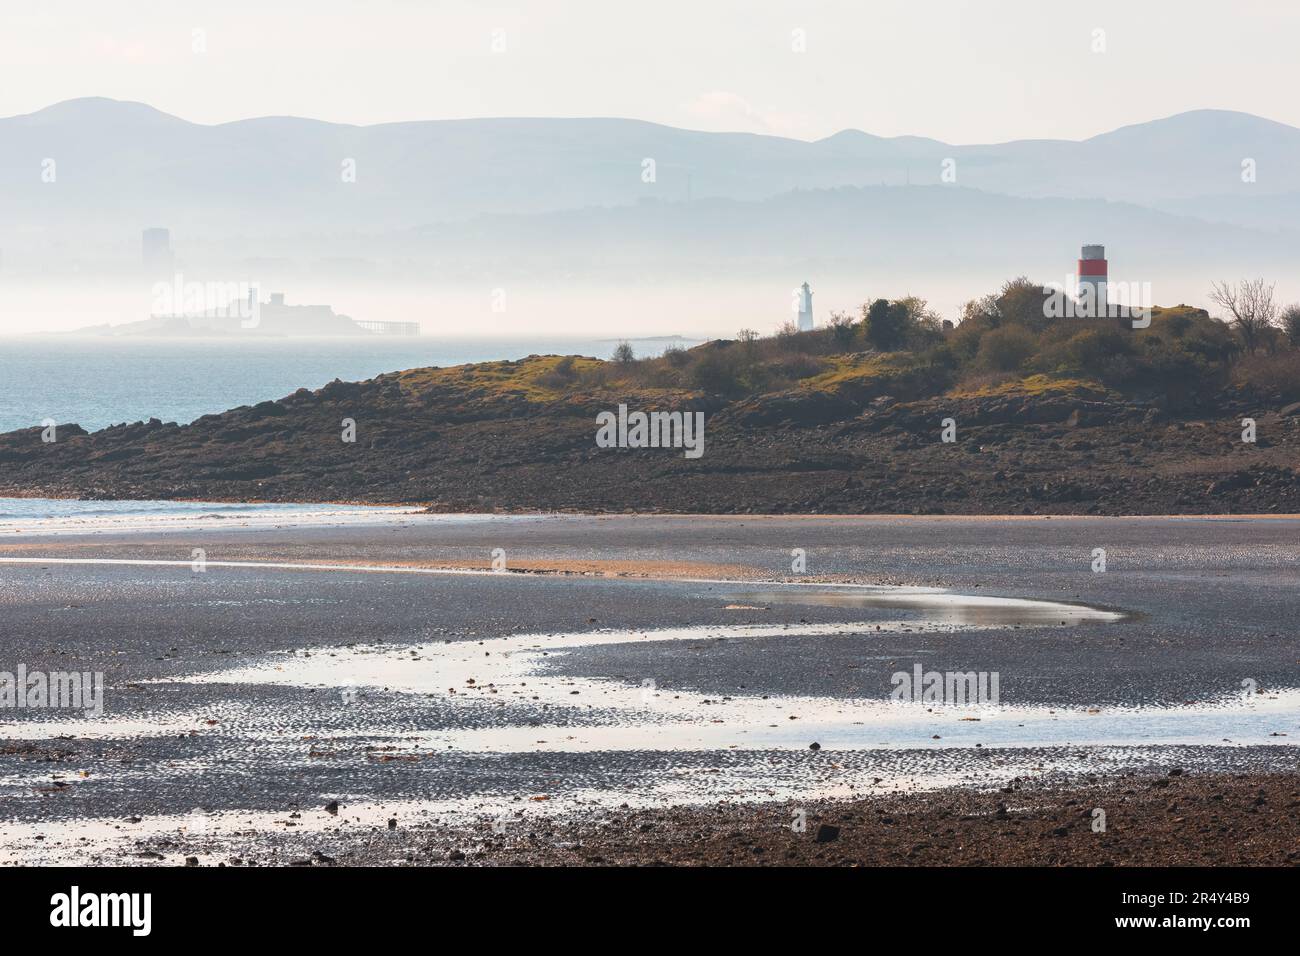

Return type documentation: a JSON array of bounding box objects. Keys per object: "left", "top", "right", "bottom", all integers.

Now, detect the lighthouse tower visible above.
[
  {"left": 1077, "top": 244, "right": 1107, "bottom": 317},
  {"left": 797, "top": 281, "right": 814, "bottom": 331}
]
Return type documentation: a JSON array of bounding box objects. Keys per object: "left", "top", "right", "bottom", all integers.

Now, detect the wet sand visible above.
[{"left": 0, "top": 513, "right": 1296, "bottom": 865}]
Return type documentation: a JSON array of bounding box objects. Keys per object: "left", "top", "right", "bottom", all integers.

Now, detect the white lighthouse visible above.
[{"left": 797, "top": 281, "right": 814, "bottom": 331}]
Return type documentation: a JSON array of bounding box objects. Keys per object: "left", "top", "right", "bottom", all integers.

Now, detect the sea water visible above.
[{"left": 0, "top": 335, "right": 691, "bottom": 433}]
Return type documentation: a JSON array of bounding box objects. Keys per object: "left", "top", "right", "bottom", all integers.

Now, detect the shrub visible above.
[
  {"left": 1231, "top": 350, "right": 1300, "bottom": 402},
  {"left": 975, "top": 324, "right": 1038, "bottom": 372},
  {"left": 774, "top": 320, "right": 819, "bottom": 354},
  {"left": 689, "top": 350, "right": 743, "bottom": 395},
  {"left": 577, "top": 362, "right": 611, "bottom": 389},
  {"left": 662, "top": 345, "right": 690, "bottom": 368},
  {"left": 535, "top": 355, "right": 579, "bottom": 390},
  {"left": 994, "top": 276, "right": 1055, "bottom": 330},
  {"left": 827, "top": 310, "right": 857, "bottom": 350},
  {"left": 765, "top": 353, "right": 829, "bottom": 381},
  {"left": 1034, "top": 326, "right": 1131, "bottom": 380},
  {"left": 863, "top": 299, "right": 910, "bottom": 350},
  {"left": 1282, "top": 304, "right": 1300, "bottom": 347}
]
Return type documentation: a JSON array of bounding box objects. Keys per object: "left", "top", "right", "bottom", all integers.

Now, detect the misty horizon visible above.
[{"left": 5, "top": 96, "right": 1300, "bottom": 338}]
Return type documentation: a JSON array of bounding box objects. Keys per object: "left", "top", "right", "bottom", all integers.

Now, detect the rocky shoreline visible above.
[
  {"left": 2, "top": 357, "right": 1299, "bottom": 514},
  {"left": 197, "top": 772, "right": 1299, "bottom": 867},
  {"left": 467, "top": 771, "right": 1300, "bottom": 867}
]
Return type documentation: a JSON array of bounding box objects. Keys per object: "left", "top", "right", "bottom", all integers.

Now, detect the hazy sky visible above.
[{"left": 3, "top": 0, "right": 1298, "bottom": 142}]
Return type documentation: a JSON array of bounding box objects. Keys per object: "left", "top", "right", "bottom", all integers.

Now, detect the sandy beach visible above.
[{"left": 0, "top": 508, "right": 1296, "bottom": 865}]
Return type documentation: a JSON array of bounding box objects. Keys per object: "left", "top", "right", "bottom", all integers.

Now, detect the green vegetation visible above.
[
  {"left": 593, "top": 276, "right": 1289, "bottom": 409},
  {"left": 1282, "top": 304, "right": 1300, "bottom": 347},
  {"left": 395, "top": 354, "right": 616, "bottom": 403},
  {"left": 394, "top": 277, "right": 1300, "bottom": 413}
]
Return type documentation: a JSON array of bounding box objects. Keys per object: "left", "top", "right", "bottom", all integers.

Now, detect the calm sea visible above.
[{"left": 0, "top": 336, "right": 687, "bottom": 433}]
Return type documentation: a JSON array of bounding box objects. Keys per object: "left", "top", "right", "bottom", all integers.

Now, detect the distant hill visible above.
[
  {"left": 404, "top": 184, "right": 1300, "bottom": 278},
  {"left": 4, "top": 98, "right": 1300, "bottom": 248},
  {"left": 1156, "top": 189, "right": 1300, "bottom": 232}
]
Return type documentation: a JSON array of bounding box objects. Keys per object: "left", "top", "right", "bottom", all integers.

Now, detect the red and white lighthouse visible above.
[{"left": 1077, "top": 244, "right": 1107, "bottom": 316}]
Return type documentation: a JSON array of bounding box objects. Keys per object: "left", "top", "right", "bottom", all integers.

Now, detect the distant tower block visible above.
[
  {"left": 1077, "top": 244, "right": 1107, "bottom": 316},
  {"left": 142, "top": 228, "right": 173, "bottom": 275},
  {"left": 797, "top": 281, "right": 814, "bottom": 332}
]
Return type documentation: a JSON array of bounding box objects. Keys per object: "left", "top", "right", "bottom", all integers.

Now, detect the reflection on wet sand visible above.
[{"left": 723, "top": 587, "right": 1123, "bottom": 626}]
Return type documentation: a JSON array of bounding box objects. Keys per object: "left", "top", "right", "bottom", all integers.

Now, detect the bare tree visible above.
[
  {"left": 896, "top": 295, "right": 943, "bottom": 331},
  {"left": 1209, "top": 278, "right": 1278, "bottom": 353},
  {"left": 737, "top": 327, "right": 760, "bottom": 363},
  {"left": 827, "top": 310, "right": 857, "bottom": 349},
  {"left": 611, "top": 341, "right": 635, "bottom": 364}
]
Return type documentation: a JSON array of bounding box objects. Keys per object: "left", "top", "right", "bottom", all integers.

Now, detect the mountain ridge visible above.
[
  {"left": 4, "top": 98, "right": 1298, "bottom": 275},
  {"left": 12, "top": 97, "right": 1299, "bottom": 147}
]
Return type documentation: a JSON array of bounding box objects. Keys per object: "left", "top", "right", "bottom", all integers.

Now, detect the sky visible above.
[{"left": 2, "top": 0, "right": 1298, "bottom": 143}]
